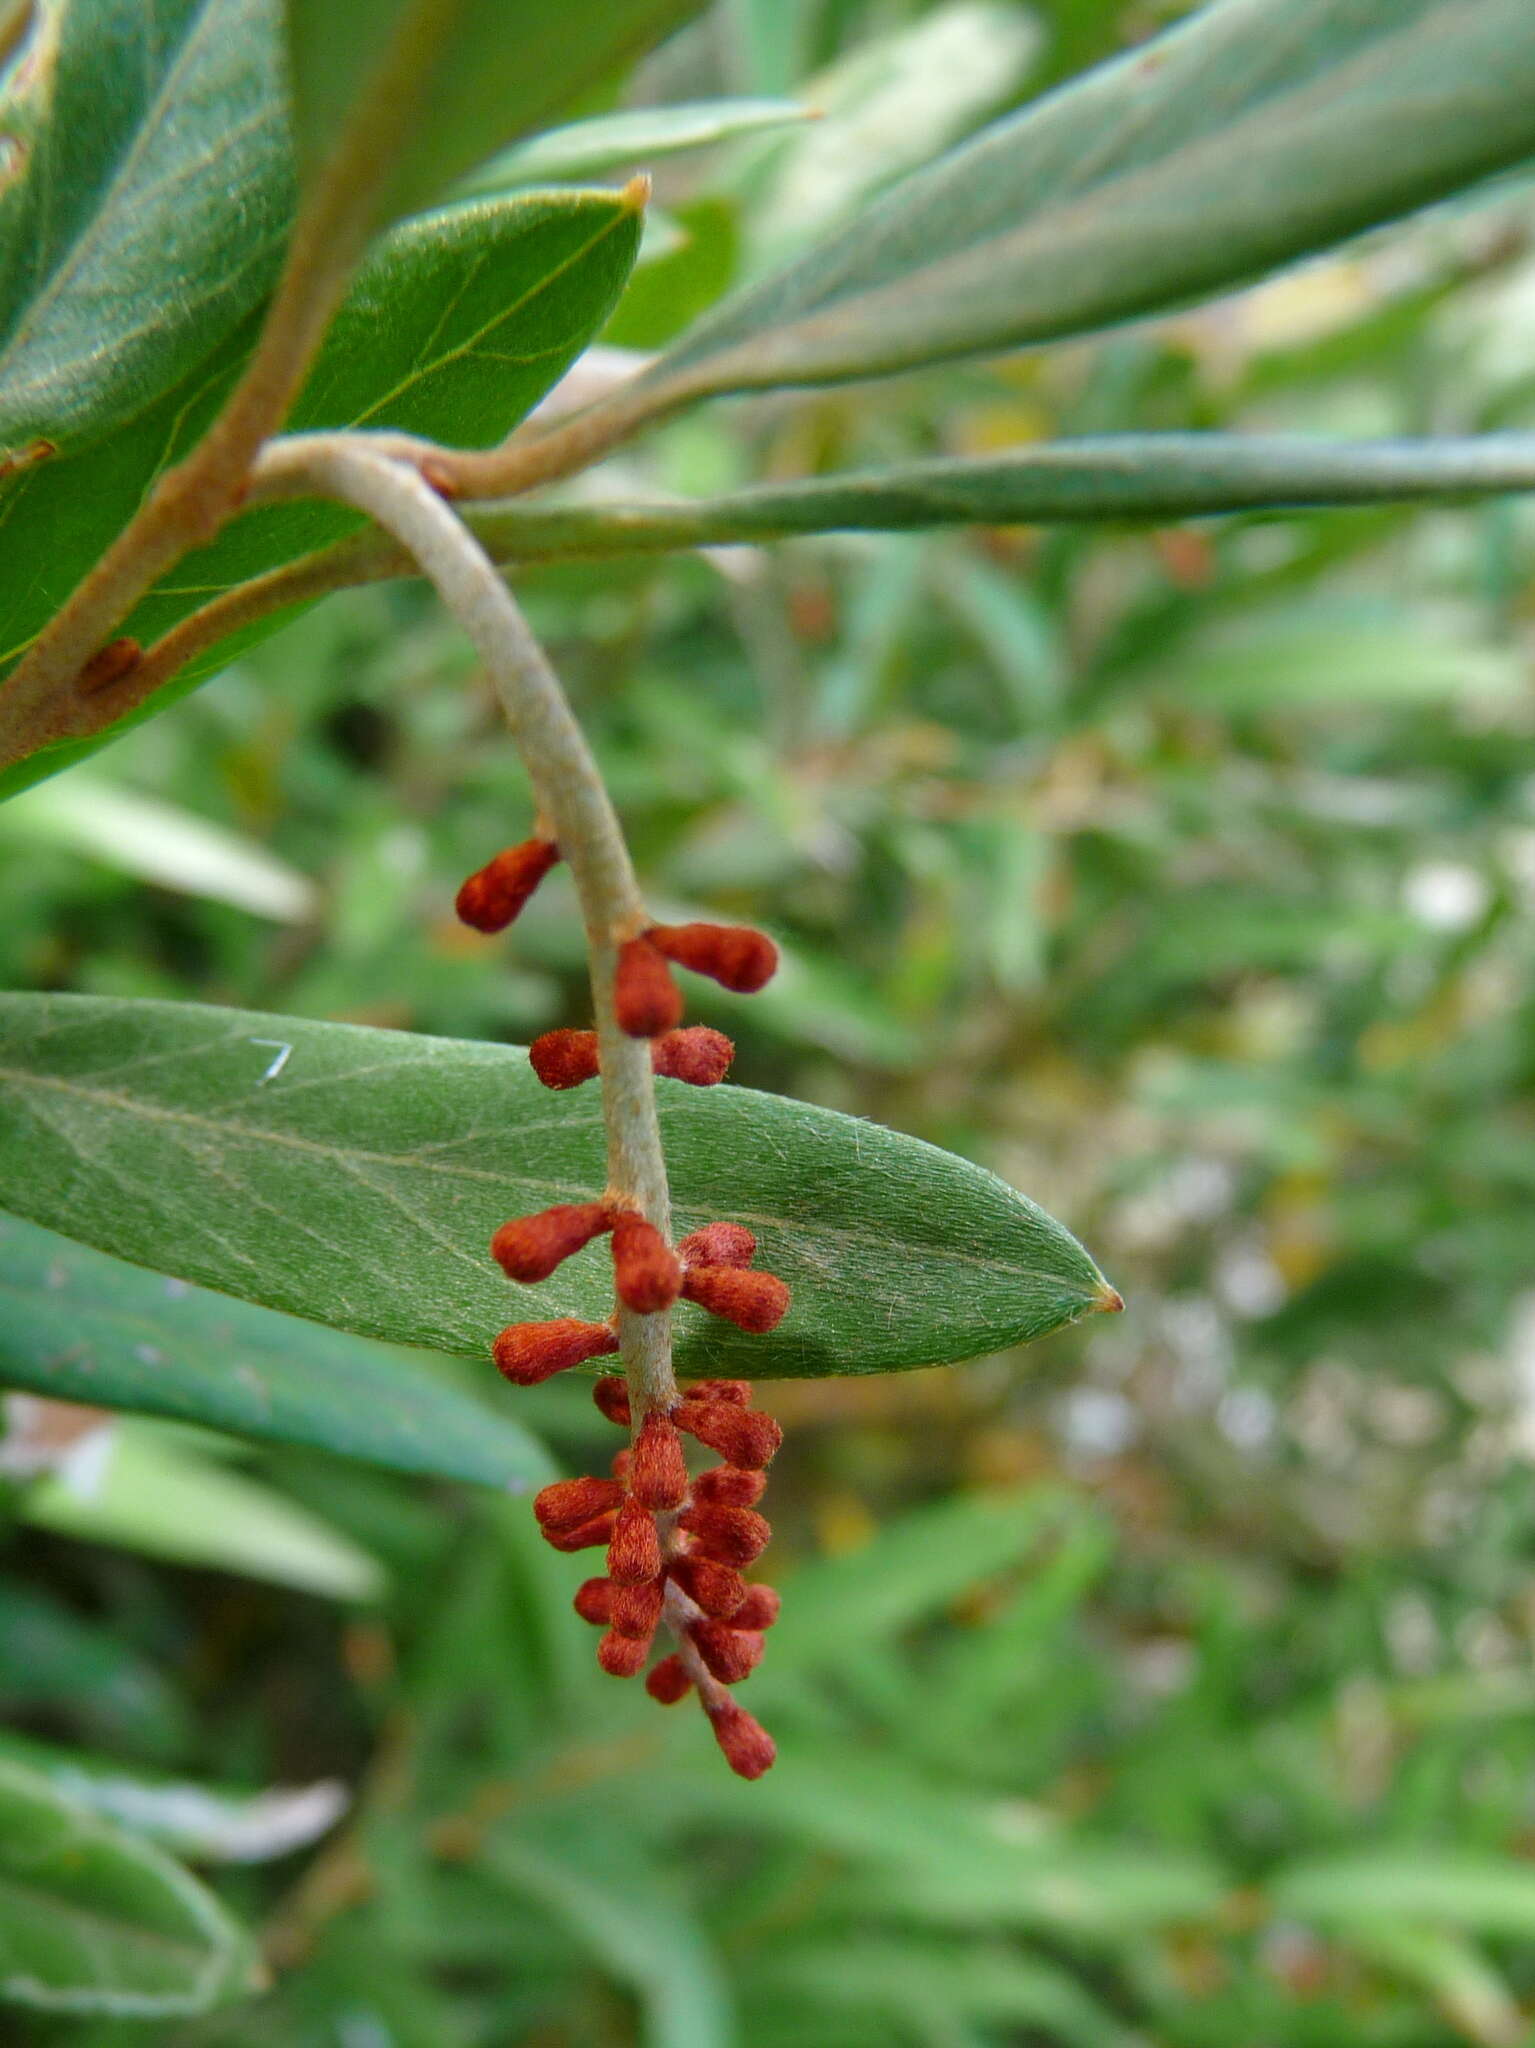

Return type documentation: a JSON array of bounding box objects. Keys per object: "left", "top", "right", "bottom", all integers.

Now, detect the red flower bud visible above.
[
  {"left": 491, "top": 1202, "right": 611, "bottom": 1282},
  {"left": 608, "top": 1498, "right": 662, "bottom": 1585},
  {"left": 691, "top": 1465, "right": 766, "bottom": 1507},
  {"left": 705, "top": 1699, "right": 776, "bottom": 1779},
  {"left": 573, "top": 1577, "right": 614, "bottom": 1626},
  {"left": 614, "top": 936, "right": 682, "bottom": 1038},
  {"left": 597, "top": 1629, "right": 650, "bottom": 1677},
  {"left": 529, "top": 1028, "right": 600, "bottom": 1090},
  {"left": 492, "top": 1319, "right": 617, "bottom": 1385},
  {"left": 645, "top": 1655, "right": 693, "bottom": 1704},
  {"left": 666, "top": 1557, "right": 747, "bottom": 1618},
  {"left": 611, "top": 1578, "right": 665, "bottom": 1640},
  {"left": 540, "top": 1513, "right": 617, "bottom": 1553},
  {"left": 679, "top": 1503, "right": 772, "bottom": 1567},
  {"left": 677, "top": 1226, "right": 757, "bottom": 1271},
  {"left": 630, "top": 1413, "right": 689, "bottom": 1510},
  {"left": 593, "top": 1376, "right": 631, "bottom": 1427},
  {"left": 648, "top": 922, "right": 778, "bottom": 994},
  {"left": 691, "top": 1620, "right": 765, "bottom": 1685},
  {"left": 534, "top": 1476, "right": 625, "bottom": 1531},
  {"left": 674, "top": 1401, "right": 782, "bottom": 1470},
  {"left": 731, "top": 1584, "right": 781, "bottom": 1631},
  {"left": 652, "top": 1027, "right": 734, "bottom": 1086},
  {"left": 610, "top": 1446, "right": 633, "bottom": 1483},
  {"left": 682, "top": 1378, "right": 753, "bottom": 1406},
  {"left": 681, "top": 1265, "right": 790, "bottom": 1333},
  {"left": 610, "top": 1213, "right": 683, "bottom": 1314},
  {"left": 456, "top": 838, "right": 560, "bottom": 934}
]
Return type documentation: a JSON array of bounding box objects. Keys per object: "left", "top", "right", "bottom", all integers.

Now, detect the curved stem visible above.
[{"left": 254, "top": 436, "right": 678, "bottom": 1418}]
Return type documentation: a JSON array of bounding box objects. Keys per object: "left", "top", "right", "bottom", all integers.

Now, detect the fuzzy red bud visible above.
[
  {"left": 610, "top": 1578, "right": 665, "bottom": 1640},
  {"left": 674, "top": 1401, "right": 782, "bottom": 1470},
  {"left": 630, "top": 1413, "right": 689, "bottom": 1510},
  {"left": 681, "top": 1265, "right": 790, "bottom": 1333},
  {"left": 593, "top": 1376, "right": 631, "bottom": 1427},
  {"left": 681, "top": 1378, "right": 753, "bottom": 1406},
  {"left": 691, "top": 1620, "right": 765, "bottom": 1685},
  {"left": 528, "top": 1029, "right": 600, "bottom": 1090},
  {"left": 679, "top": 1503, "right": 772, "bottom": 1567},
  {"left": 597, "top": 1629, "right": 650, "bottom": 1677},
  {"left": 691, "top": 1465, "right": 767, "bottom": 1507},
  {"left": 645, "top": 1655, "right": 693, "bottom": 1705},
  {"left": 492, "top": 1319, "right": 617, "bottom": 1385},
  {"left": 607, "top": 1498, "right": 662, "bottom": 1585},
  {"left": 731, "top": 1585, "right": 781, "bottom": 1631},
  {"left": 540, "top": 1513, "right": 617, "bottom": 1554},
  {"left": 491, "top": 1202, "right": 610, "bottom": 1283},
  {"left": 573, "top": 1577, "right": 614, "bottom": 1626},
  {"left": 651, "top": 1027, "right": 734, "bottom": 1086},
  {"left": 705, "top": 1699, "right": 776, "bottom": 1779},
  {"left": 456, "top": 838, "right": 559, "bottom": 934},
  {"left": 666, "top": 1557, "right": 748, "bottom": 1618},
  {"left": 610, "top": 1213, "right": 683, "bottom": 1314},
  {"left": 648, "top": 922, "right": 778, "bottom": 994},
  {"left": 678, "top": 1227, "right": 757, "bottom": 1272},
  {"left": 534, "top": 1476, "right": 625, "bottom": 1531},
  {"left": 614, "top": 936, "right": 683, "bottom": 1038}
]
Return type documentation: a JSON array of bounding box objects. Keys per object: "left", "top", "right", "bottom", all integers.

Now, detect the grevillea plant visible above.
[{"left": 1, "top": 0, "right": 1535, "bottom": 2013}]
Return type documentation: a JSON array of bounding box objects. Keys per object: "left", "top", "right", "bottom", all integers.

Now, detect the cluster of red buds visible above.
[{"left": 456, "top": 837, "right": 789, "bottom": 1777}]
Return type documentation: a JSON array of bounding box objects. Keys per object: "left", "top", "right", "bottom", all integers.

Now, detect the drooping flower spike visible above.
[{"left": 455, "top": 837, "right": 560, "bottom": 934}]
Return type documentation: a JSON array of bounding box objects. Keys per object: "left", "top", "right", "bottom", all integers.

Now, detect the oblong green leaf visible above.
[
  {"left": 0, "top": 0, "right": 292, "bottom": 466},
  {"left": 456, "top": 97, "right": 812, "bottom": 196},
  {"left": 462, "top": 434, "right": 1535, "bottom": 560},
  {"left": 635, "top": 0, "right": 1535, "bottom": 400},
  {"left": 0, "top": 994, "right": 1115, "bottom": 1377},
  {"left": 0, "top": 1754, "right": 260, "bottom": 2017},
  {"left": 0, "top": 187, "right": 640, "bottom": 798},
  {"left": 0, "top": 1213, "right": 553, "bottom": 1487}
]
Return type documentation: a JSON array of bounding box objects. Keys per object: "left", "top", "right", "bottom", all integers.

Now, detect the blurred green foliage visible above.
[{"left": 10, "top": 0, "right": 1535, "bottom": 2041}]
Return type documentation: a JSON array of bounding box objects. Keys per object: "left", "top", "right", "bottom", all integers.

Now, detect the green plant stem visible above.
[{"left": 253, "top": 434, "right": 679, "bottom": 1420}]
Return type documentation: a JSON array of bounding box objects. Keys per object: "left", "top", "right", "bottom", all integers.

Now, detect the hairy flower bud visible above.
[
  {"left": 611, "top": 1578, "right": 665, "bottom": 1640},
  {"left": 674, "top": 1400, "right": 782, "bottom": 1470},
  {"left": 691, "top": 1620, "right": 766, "bottom": 1685},
  {"left": 666, "top": 1556, "right": 747, "bottom": 1618},
  {"left": 534, "top": 1476, "right": 625, "bottom": 1531},
  {"left": 607, "top": 1498, "right": 662, "bottom": 1585},
  {"left": 648, "top": 922, "right": 778, "bottom": 994},
  {"left": 651, "top": 1027, "right": 734, "bottom": 1086},
  {"left": 492, "top": 1319, "right": 617, "bottom": 1385},
  {"left": 681, "top": 1265, "right": 791, "bottom": 1333},
  {"left": 645, "top": 1654, "right": 693, "bottom": 1704},
  {"left": 691, "top": 1465, "right": 766, "bottom": 1507},
  {"left": 491, "top": 1202, "right": 611, "bottom": 1282},
  {"left": 682, "top": 1377, "right": 753, "bottom": 1406},
  {"left": 592, "top": 1376, "right": 631, "bottom": 1426},
  {"left": 540, "top": 1513, "right": 617, "bottom": 1553},
  {"left": 614, "top": 936, "right": 683, "bottom": 1037},
  {"left": 678, "top": 1502, "right": 772, "bottom": 1567},
  {"left": 610, "top": 1213, "right": 683, "bottom": 1314},
  {"left": 528, "top": 1028, "right": 600, "bottom": 1090},
  {"left": 705, "top": 1698, "right": 776, "bottom": 1779},
  {"left": 455, "top": 838, "right": 560, "bottom": 934},
  {"left": 597, "top": 1628, "right": 650, "bottom": 1677},
  {"left": 677, "top": 1226, "right": 757, "bottom": 1271},
  {"left": 630, "top": 1413, "right": 689, "bottom": 1511},
  {"left": 731, "top": 1585, "right": 781, "bottom": 1632},
  {"left": 573, "top": 1577, "right": 614, "bottom": 1626}
]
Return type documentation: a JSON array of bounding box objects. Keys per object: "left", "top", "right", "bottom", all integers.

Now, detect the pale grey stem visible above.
[{"left": 254, "top": 434, "right": 678, "bottom": 1416}]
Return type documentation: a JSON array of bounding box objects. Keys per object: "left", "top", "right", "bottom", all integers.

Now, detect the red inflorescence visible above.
[
  {"left": 682, "top": 1264, "right": 791, "bottom": 1333},
  {"left": 492, "top": 1319, "right": 617, "bottom": 1385},
  {"left": 629, "top": 1412, "right": 689, "bottom": 1510},
  {"left": 674, "top": 1399, "right": 784, "bottom": 1470},
  {"left": 648, "top": 922, "right": 779, "bottom": 994},
  {"left": 678, "top": 1224, "right": 757, "bottom": 1270},
  {"left": 455, "top": 838, "right": 560, "bottom": 934},
  {"left": 645, "top": 1655, "right": 693, "bottom": 1705},
  {"left": 614, "top": 935, "right": 683, "bottom": 1038},
  {"left": 652, "top": 1027, "right": 735, "bottom": 1086},
  {"left": 491, "top": 1201, "right": 611, "bottom": 1282},
  {"left": 610, "top": 1213, "right": 683, "bottom": 1315},
  {"left": 528, "top": 1028, "right": 601, "bottom": 1090}
]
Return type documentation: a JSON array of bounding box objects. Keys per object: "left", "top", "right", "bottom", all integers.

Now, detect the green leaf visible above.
[
  {"left": 0, "top": 994, "right": 1115, "bottom": 1378},
  {"left": 1273, "top": 1853, "right": 1535, "bottom": 1939},
  {"left": 284, "top": 0, "right": 707, "bottom": 228},
  {"left": 0, "top": 0, "right": 292, "bottom": 467},
  {"left": 0, "top": 1213, "right": 553, "bottom": 1487},
  {"left": 633, "top": 0, "right": 1535, "bottom": 399},
  {"left": 456, "top": 97, "right": 812, "bottom": 196},
  {"left": 0, "top": 1754, "right": 260, "bottom": 2017},
  {"left": 19, "top": 1418, "right": 386, "bottom": 1601},
  {"left": 0, "top": 187, "right": 641, "bottom": 796}
]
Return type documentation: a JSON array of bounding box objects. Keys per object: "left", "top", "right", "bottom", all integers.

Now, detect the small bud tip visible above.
[{"left": 1095, "top": 1282, "right": 1125, "bottom": 1315}]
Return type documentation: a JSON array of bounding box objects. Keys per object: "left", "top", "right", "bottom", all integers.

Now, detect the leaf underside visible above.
[{"left": 0, "top": 995, "right": 1113, "bottom": 1379}]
